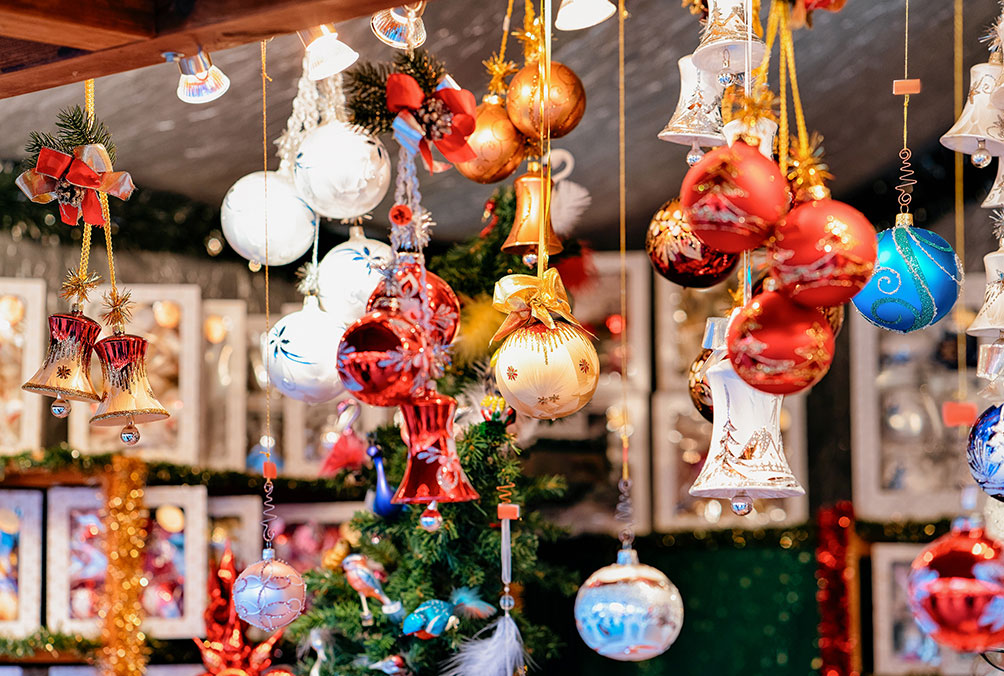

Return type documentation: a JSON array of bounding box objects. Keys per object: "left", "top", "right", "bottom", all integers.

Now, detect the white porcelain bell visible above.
[
  {"left": 969, "top": 241, "right": 1004, "bottom": 338},
  {"left": 986, "top": 160, "right": 1004, "bottom": 208},
  {"left": 692, "top": 0, "right": 766, "bottom": 79},
  {"left": 722, "top": 116, "right": 778, "bottom": 159},
  {"left": 658, "top": 55, "right": 726, "bottom": 151},
  {"left": 940, "top": 59, "right": 1004, "bottom": 160}
]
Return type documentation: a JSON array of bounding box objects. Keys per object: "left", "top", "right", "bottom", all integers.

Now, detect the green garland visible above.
[
  {"left": 25, "top": 105, "right": 117, "bottom": 169},
  {"left": 0, "top": 628, "right": 98, "bottom": 662},
  {"left": 345, "top": 49, "right": 448, "bottom": 135}
]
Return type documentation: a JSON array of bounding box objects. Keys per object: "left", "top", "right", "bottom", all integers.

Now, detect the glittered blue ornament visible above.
[
  {"left": 851, "top": 223, "right": 961, "bottom": 333},
  {"left": 968, "top": 404, "right": 1004, "bottom": 501}
]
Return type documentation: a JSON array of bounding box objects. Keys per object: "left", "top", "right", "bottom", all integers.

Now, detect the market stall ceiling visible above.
[{"left": 0, "top": 0, "right": 996, "bottom": 247}]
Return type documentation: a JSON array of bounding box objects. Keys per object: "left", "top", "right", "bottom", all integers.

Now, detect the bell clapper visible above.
[
  {"left": 121, "top": 417, "right": 141, "bottom": 446},
  {"left": 973, "top": 139, "right": 993, "bottom": 169},
  {"left": 717, "top": 49, "right": 733, "bottom": 87},
  {"left": 730, "top": 492, "right": 753, "bottom": 516},
  {"left": 51, "top": 397, "right": 70, "bottom": 418},
  {"left": 687, "top": 142, "right": 705, "bottom": 166},
  {"left": 522, "top": 250, "right": 538, "bottom": 268}
]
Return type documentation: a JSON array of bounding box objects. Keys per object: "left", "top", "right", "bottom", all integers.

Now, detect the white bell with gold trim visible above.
[
  {"left": 941, "top": 59, "right": 1004, "bottom": 164},
  {"left": 692, "top": 0, "right": 765, "bottom": 81},
  {"left": 658, "top": 55, "right": 726, "bottom": 152}
]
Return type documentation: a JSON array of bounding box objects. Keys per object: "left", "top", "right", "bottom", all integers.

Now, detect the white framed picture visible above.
[
  {"left": 247, "top": 313, "right": 287, "bottom": 475},
  {"left": 47, "top": 484, "right": 208, "bottom": 639},
  {"left": 0, "top": 278, "right": 46, "bottom": 453},
  {"left": 871, "top": 543, "right": 973, "bottom": 675},
  {"left": 201, "top": 299, "right": 248, "bottom": 471},
  {"left": 272, "top": 501, "right": 366, "bottom": 574},
  {"left": 651, "top": 391, "right": 809, "bottom": 531},
  {"left": 208, "top": 495, "right": 263, "bottom": 569},
  {"left": 69, "top": 284, "right": 202, "bottom": 465},
  {"left": 50, "top": 667, "right": 204, "bottom": 676},
  {"left": 851, "top": 274, "right": 986, "bottom": 521},
  {"left": 0, "top": 489, "right": 42, "bottom": 638}
]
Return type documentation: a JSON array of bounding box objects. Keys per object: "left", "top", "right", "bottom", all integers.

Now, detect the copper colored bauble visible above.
[
  {"left": 367, "top": 252, "right": 461, "bottom": 345},
  {"left": 337, "top": 309, "right": 425, "bottom": 407},
  {"left": 907, "top": 516, "right": 1004, "bottom": 653},
  {"left": 506, "top": 61, "right": 586, "bottom": 139},
  {"left": 680, "top": 141, "right": 788, "bottom": 253},
  {"left": 455, "top": 96, "right": 527, "bottom": 184},
  {"left": 770, "top": 199, "right": 877, "bottom": 308},
  {"left": 688, "top": 348, "right": 714, "bottom": 422},
  {"left": 646, "top": 199, "right": 738, "bottom": 288},
  {"left": 727, "top": 290, "right": 835, "bottom": 395}
]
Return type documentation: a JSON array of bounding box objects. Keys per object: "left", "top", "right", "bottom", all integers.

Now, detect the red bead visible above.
[
  {"left": 389, "top": 204, "right": 413, "bottom": 226},
  {"left": 262, "top": 461, "right": 278, "bottom": 479}
]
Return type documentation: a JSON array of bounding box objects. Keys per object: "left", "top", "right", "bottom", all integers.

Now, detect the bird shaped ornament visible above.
[
  {"left": 402, "top": 587, "right": 495, "bottom": 640},
  {"left": 367, "top": 445, "right": 404, "bottom": 519},
  {"left": 369, "top": 655, "right": 411, "bottom": 675},
  {"left": 341, "top": 554, "right": 404, "bottom": 626}
]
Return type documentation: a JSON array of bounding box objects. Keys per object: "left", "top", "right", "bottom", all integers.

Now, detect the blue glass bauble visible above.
[
  {"left": 968, "top": 404, "right": 1004, "bottom": 500},
  {"left": 851, "top": 224, "right": 960, "bottom": 333}
]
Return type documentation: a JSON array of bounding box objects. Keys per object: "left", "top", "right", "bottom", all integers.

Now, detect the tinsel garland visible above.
[
  {"left": 816, "top": 501, "right": 861, "bottom": 676},
  {"left": 98, "top": 455, "right": 150, "bottom": 676},
  {"left": 0, "top": 628, "right": 99, "bottom": 661}
]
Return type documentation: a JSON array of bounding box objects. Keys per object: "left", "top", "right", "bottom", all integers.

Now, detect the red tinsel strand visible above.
[{"left": 816, "top": 501, "right": 859, "bottom": 676}]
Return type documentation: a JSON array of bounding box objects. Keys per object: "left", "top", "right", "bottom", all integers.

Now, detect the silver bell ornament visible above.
[
  {"left": 264, "top": 294, "right": 345, "bottom": 404},
  {"left": 317, "top": 225, "right": 393, "bottom": 329},
  {"left": 574, "top": 547, "right": 684, "bottom": 662},
  {"left": 221, "top": 171, "right": 317, "bottom": 266},
  {"left": 658, "top": 55, "right": 726, "bottom": 153},
  {"left": 940, "top": 58, "right": 1004, "bottom": 166},
  {"left": 692, "top": 0, "right": 766, "bottom": 82},
  {"left": 968, "top": 235, "right": 1004, "bottom": 340},
  {"left": 233, "top": 548, "right": 306, "bottom": 632},
  {"left": 985, "top": 160, "right": 1004, "bottom": 208}
]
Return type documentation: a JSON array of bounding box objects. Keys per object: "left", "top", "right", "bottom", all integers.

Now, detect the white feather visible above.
[
  {"left": 549, "top": 179, "right": 591, "bottom": 237},
  {"left": 439, "top": 614, "right": 530, "bottom": 676}
]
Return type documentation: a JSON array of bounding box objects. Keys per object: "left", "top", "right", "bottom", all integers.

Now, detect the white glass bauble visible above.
[
  {"left": 494, "top": 320, "right": 599, "bottom": 420},
  {"left": 233, "top": 549, "right": 306, "bottom": 631},
  {"left": 293, "top": 122, "right": 392, "bottom": 219},
  {"left": 574, "top": 548, "right": 684, "bottom": 661},
  {"left": 317, "top": 226, "right": 393, "bottom": 328},
  {"left": 221, "top": 171, "right": 317, "bottom": 266},
  {"left": 264, "top": 295, "right": 345, "bottom": 404}
]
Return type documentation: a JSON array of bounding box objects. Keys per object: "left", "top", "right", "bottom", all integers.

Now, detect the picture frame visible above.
[
  {"left": 47, "top": 484, "right": 208, "bottom": 639},
  {"left": 0, "top": 489, "right": 42, "bottom": 638},
  {"left": 201, "top": 299, "right": 248, "bottom": 471},
  {"left": 851, "top": 274, "right": 986, "bottom": 521},
  {"left": 50, "top": 667, "right": 205, "bottom": 676},
  {"left": 0, "top": 278, "right": 46, "bottom": 453},
  {"left": 871, "top": 543, "right": 973, "bottom": 675},
  {"left": 272, "top": 501, "right": 366, "bottom": 574},
  {"left": 208, "top": 495, "right": 263, "bottom": 569},
  {"left": 69, "top": 284, "right": 202, "bottom": 465}
]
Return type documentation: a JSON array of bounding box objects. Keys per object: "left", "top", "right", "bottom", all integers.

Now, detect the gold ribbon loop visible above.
[{"left": 490, "top": 267, "right": 587, "bottom": 343}]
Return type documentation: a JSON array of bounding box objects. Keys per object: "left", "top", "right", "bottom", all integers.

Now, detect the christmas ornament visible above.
[
  {"left": 90, "top": 333, "right": 171, "bottom": 445},
  {"left": 850, "top": 218, "right": 961, "bottom": 334},
  {"left": 232, "top": 549, "right": 306, "bottom": 632},
  {"left": 501, "top": 163, "right": 564, "bottom": 266},
  {"left": 264, "top": 295, "right": 344, "bottom": 404},
  {"left": 317, "top": 225, "right": 393, "bottom": 327},
  {"left": 337, "top": 309, "right": 426, "bottom": 407},
  {"left": 342, "top": 553, "right": 404, "bottom": 626},
  {"left": 770, "top": 198, "right": 877, "bottom": 308},
  {"left": 574, "top": 547, "right": 684, "bottom": 661},
  {"left": 969, "top": 404, "right": 1004, "bottom": 500},
  {"left": 680, "top": 140, "right": 788, "bottom": 254},
  {"left": 221, "top": 171, "right": 317, "bottom": 266},
  {"left": 402, "top": 588, "right": 496, "bottom": 640},
  {"left": 386, "top": 72, "right": 478, "bottom": 172},
  {"left": 727, "top": 289, "right": 835, "bottom": 395},
  {"left": 393, "top": 390, "right": 480, "bottom": 507},
  {"left": 506, "top": 61, "right": 586, "bottom": 139},
  {"left": 687, "top": 348, "right": 714, "bottom": 422},
  {"left": 370, "top": 656, "right": 411, "bottom": 675},
  {"left": 941, "top": 57, "right": 1004, "bottom": 166},
  {"left": 907, "top": 506, "right": 1004, "bottom": 653},
  {"left": 968, "top": 227, "right": 1004, "bottom": 338},
  {"left": 658, "top": 55, "right": 726, "bottom": 161},
  {"left": 318, "top": 399, "right": 368, "bottom": 476},
  {"left": 22, "top": 311, "right": 102, "bottom": 417},
  {"left": 692, "top": 0, "right": 765, "bottom": 82},
  {"left": 419, "top": 505, "right": 444, "bottom": 532},
  {"left": 293, "top": 122, "right": 391, "bottom": 219},
  {"left": 645, "top": 198, "right": 738, "bottom": 288},
  {"left": 367, "top": 251, "right": 460, "bottom": 345},
  {"left": 368, "top": 445, "right": 404, "bottom": 519},
  {"left": 455, "top": 95, "right": 527, "bottom": 184},
  {"left": 985, "top": 161, "right": 1004, "bottom": 208}
]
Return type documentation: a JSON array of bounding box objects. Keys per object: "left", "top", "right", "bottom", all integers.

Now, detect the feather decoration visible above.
[
  {"left": 439, "top": 614, "right": 530, "bottom": 676},
  {"left": 993, "top": 209, "right": 1004, "bottom": 245},
  {"left": 449, "top": 587, "right": 497, "bottom": 619},
  {"left": 549, "top": 179, "right": 591, "bottom": 237}
]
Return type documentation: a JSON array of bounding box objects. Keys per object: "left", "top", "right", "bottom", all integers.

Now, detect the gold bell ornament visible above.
[
  {"left": 22, "top": 310, "right": 102, "bottom": 418},
  {"left": 658, "top": 55, "right": 727, "bottom": 166},
  {"left": 941, "top": 54, "right": 1004, "bottom": 169},
  {"left": 90, "top": 332, "right": 170, "bottom": 445},
  {"left": 692, "top": 0, "right": 766, "bottom": 86},
  {"left": 502, "top": 161, "right": 564, "bottom": 267}
]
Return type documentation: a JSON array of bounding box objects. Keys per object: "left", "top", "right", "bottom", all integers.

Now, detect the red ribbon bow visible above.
[
  {"left": 386, "top": 72, "right": 477, "bottom": 173},
  {"left": 15, "top": 145, "right": 135, "bottom": 226}
]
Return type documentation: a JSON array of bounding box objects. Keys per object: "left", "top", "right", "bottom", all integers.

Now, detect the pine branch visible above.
[
  {"left": 54, "top": 106, "right": 117, "bottom": 163},
  {"left": 395, "top": 48, "right": 446, "bottom": 94},
  {"left": 23, "top": 131, "right": 68, "bottom": 171},
  {"left": 345, "top": 61, "right": 395, "bottom": 135}
]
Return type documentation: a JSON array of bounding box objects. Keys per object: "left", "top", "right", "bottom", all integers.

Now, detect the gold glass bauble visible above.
[
  {"left": 455, "top": 96, "right": 527, "bottom": 184},
  {"left": 506, "top": 61, "right": 586, "bottom": 139}
]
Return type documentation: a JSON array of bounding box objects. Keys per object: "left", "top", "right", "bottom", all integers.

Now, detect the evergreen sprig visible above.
[
  {"left": 23, "top": 105, "right": 117, "bottom": 169},
  {"left": 345, "top": 49, "right": 448, "bottom": 135}
]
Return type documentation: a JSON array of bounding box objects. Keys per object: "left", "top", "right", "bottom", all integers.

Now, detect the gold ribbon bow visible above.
[{"left": 490, "top": 268, "right": 587, "bottom": 343}]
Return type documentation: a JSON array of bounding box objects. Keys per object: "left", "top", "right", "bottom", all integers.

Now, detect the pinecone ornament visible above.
[
  {"left": 55, "top": 179, "right": 86, "bottom": 208},
  {"left": 417, "top": 98, "right": 454, "bottom": 140}
]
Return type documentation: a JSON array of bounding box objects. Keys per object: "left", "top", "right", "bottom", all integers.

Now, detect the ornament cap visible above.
[
  {"left": 702, "top": 316, "right": 729, "bottom": 350},
  {"left": 261, "top": 547, "right": 276, "bottom": 561},
  {"left": 896, "top": 212, "right": 914, "bottom": 227},
  {"left": 616, "top": 548, "right": 639, "bottom": 566}
]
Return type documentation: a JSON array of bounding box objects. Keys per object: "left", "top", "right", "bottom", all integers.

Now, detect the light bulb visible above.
[
  {"left": 298, "top": 24, "right": 359, "bottom": 80},
  {"left": 555, "top": 0, "right": 616, "bottom": 31},
  {"left": 167, "top": 49, "right": 230, "bottom": 104},
  {"left": 371, "top": 2, "right": 427, "bottom": 50}
]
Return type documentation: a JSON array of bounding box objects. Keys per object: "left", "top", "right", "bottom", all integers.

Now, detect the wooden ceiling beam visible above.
[
  {"left": 0, "top": 0, "right": 408, "bottom": 100},
  {"left": 0, "top": 1, "right": 155, "bottom": 51}
]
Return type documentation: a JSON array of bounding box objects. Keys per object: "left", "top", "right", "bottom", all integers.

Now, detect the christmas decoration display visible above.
[
  {"left": 402, "top": 588, "right": 496, "bottom": 640},
  {"left": 941, "top": 54, "right": 1004, "bottom": 168},
  {"left": 317, "top": 225, "right": 393, "bottom": 327},
  {"left": 221, "top": 171, "right": 317, "bottom": 266},
  {"left": 367, "top": 444, "right": 404, "bottom": 519},
  {"left": 907, "top": 492, "right": 1004, "bottom": 653},
  {"left": 341, "top": 553, "right": 405, "bottom": 626},
  {"left": 645, "top": 198, "right": 738, "bottom": 287},
  {"left": 367, "top": 252, "right": 460, "bottom": 345},
  {"left": 692, "top": 0, "right": 765, "bottom": 80},
  {"left": 574, "top": 547, "right": 684, "bottom": 661},
  {"left": 337, "top": 309, "right": 427, "bottom": 407},
  {"left": 22, "top": 311, "right": 102, "bottom": 417},
  {"left": 265, "top": 295, "right": 345, "bottom": 404},
  {"left": 688, "top": 347, "right": 715, "bottom": 422},
  {"left": 319, "top": 399, "right": 369, "bottom": 476},
  {"left": 658, "top": 55, "right": 726, "bottom": 165},
  {"left": 968, "top": 403, "right": 1004, "bottom": 500}
]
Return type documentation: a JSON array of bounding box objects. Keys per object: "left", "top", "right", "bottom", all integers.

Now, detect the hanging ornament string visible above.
[
  {"left": 535, "top": 0, "right": 554, "bottom": 282},
  {"left": 486, "top": 0, "right": 519, "bottom": 95},
  {"left": 260, "top": 39, "right": 278, "bottom": 549},
  {"left": 78, "top": 81, "right": 96, "bottom": 293},
  {"left": 739, "top": 0, "right": 754, "bottom": 306},
  {"left": 895, "top": 0, "right": 916, "bottom": 218},
  {"left": 953, "top": 0, "right": 967, "bottom": 401}
]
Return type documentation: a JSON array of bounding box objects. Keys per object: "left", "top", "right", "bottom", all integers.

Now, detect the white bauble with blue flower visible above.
[
  {"left": 293, "top": 122, "right": 391, "bottom": 219},
  {"left": 221, "top": 170, "right": 317, "bottom": 266},
  {"left": 264, "top": 295, "right": 345, "bottom": 404},
  {"left": 317, "top": 226, "right": 392, "bottom": 328}
]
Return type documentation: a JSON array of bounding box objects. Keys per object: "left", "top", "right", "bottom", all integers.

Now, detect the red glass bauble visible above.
[
  {"left": 805, "top": 0, "right": 846, "bottom": 10},
  {"left": 770, "top": 199, "right": 877, "bottom": 308},
  {"left": 337, "top": 309, "right": 425, "bottom": 407},
  {"left": 751, "top": 275, "right": 845, "bottom": 338},
  {"left": 367, "top": 253, "right": 460, "bottom": 345},
  {"left": 646, "top": 199, "right": 739, "bottom": 288},
  {"left": 688, "top": 348, "right": 714, "bottom": 422},
  {"left": 727, "top": 290, "right": 835, "bottom": 395},
  {"left": 680, "top": 141, "right": 788, "bottom": 253},
  {"left": 907, "top": 519, "right": 1004, "bottom": 653}
]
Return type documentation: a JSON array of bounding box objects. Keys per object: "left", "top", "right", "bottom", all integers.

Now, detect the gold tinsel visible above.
[
  {"left": 513, "top": 0, "right": 542, "bottom": 64},
  {"left": 59, "top": 268, "right": 102, "bottom": 306},
  {"left": 101, "top": 288, "right": 134, "bottom": 329},
  {"left": 484, "top": 53, "right": 520, "bottom": 95},
  {"left": 786, "top": 132, "right": 833, "bottom": 202},
  {"left": 98, "top": 455, "right": 149, "bottom": 676},
  {"left": 722, "top": 83, "right": 779, "bottom": 129},
  {"left": 681, "top": 0, "right": 705, "bottom": 15}
]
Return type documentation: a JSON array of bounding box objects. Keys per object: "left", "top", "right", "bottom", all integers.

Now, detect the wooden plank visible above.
[
  {"left": 0, "top": 0, "right": 410, "bottom": 99},
  {"left": 0, "top": 0, "right": 155, "bottom": 51},
  {"left": 0, "top": 37, "right": 85, "bottom": 73}
]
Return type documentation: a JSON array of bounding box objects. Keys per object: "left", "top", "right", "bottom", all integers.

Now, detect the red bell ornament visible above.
[
  {"left": 367, "top": 252, "right": 460, "bottom": 345},
  {"left": 90, "top": 333, "right": 170, "bottom": 445},
  {"left": 337, "top": 309, "right": 426, "bottom": 407},
  {"left": 770, "top": 199, "right": 877, "bottom": 308},
  {"left": 22, "top": 311, "right": 102, "bottom": 417},
  {"left": 727, "top": 290, "right": 835, "bottom": 395},
  {"left": 392, "top": 390, "right": 479, "bottom": 504},
  {"left": 645, "top": 199, "right": 738, "bottom": 288},
  {"left": 680, "top": 141, "right": 788, "bottom": 253}
]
